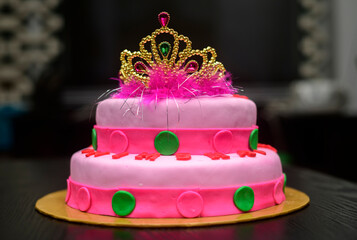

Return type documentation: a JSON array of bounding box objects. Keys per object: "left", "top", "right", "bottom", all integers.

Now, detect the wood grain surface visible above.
[{"left": 1, "top": 159, "right": 357, "bottom": 240}]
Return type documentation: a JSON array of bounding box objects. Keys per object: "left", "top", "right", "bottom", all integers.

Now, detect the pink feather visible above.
[{"left": 112, "top": 65, "right": 235, "bottom": 102}]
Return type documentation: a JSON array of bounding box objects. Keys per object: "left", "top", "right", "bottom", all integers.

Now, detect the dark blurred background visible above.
[{"left": 1, "top": 0, "right": 356, "bottom": 181}]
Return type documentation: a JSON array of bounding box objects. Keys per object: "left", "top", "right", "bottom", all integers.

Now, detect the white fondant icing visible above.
[
  {"left": 70, "top": 148, "right": 282, "bottom": 188},
  {"left": 96, "top": 96, "right": 257, "bottom": 129}
]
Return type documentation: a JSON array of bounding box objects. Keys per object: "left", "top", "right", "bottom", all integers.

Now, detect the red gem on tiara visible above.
[
  {"left": 134, "top": 61, "right": 147, "bottom": 73},
  {"left": 158, "top": 12, "right": 170, "bottom": 27},
  {"left": 184, "top": 60, "right": 199, "bottom": 73}
]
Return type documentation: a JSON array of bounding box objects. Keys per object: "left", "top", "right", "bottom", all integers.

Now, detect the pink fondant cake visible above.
[{"left": 66, "top": 12, "right": 285, "bottom": 218}]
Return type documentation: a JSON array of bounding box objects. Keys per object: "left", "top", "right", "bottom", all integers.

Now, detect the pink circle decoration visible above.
[
  {"left": 177, "top": 191, "right": 203, "bottom": 218},
  {"left": 213, "top": 130, "right": 233, "bottom": 153},
  {"left": 273, "top": 179, "right": 285, "bottom": 204},
  {"left": 110, "top": 130, "right": 129, "bottom": 153},
  {"left": 76, "top": 187, "right": 91, "bottom": 212},
  {"left": 65, "top": 179, "right": 71, "bottom": 203}
]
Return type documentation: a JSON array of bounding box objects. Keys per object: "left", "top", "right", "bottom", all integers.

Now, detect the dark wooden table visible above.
[{"left": 1, "top": 159, "right": 357, "bottom": 240}]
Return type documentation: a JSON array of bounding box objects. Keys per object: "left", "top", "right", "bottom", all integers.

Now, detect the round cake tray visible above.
[{"left": 35, "top": 187, "right": 309, "bottom": 228}]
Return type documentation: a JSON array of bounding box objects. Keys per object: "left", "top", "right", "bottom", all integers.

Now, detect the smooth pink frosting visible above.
[
  {"left": 95, "top": 96, "right": 257, "bottom": 129},
  {"left": 70, "top": 147, "right": 282, "bottom": 188}
]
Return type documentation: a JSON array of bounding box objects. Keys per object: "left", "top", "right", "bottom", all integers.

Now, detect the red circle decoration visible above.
[
  {"left": 177, "top": 191, "right": 203, "bottom": 218},
  {"left": 110, "top": 130, "right": 129, "bottom": 153},
  {"left": 65, "top": 179, "right": 71, "bottom": 203},
  {"left": 76, "top": 187, "right": 91, "bottom": 212},
  {"left": 213, "top": 130, "right": 233, "bottom": 153},
  {"left": 273, "top": 179, "right": 285, "bottom": 204}
]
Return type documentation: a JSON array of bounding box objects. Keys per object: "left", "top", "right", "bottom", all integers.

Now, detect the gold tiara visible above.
[{"left": 119, "top": 12, "right": 226, "bottom": 86}]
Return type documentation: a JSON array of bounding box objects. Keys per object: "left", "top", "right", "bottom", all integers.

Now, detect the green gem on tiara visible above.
[{"left": 159, "top": 41, "right": 171, "bottom": 58}]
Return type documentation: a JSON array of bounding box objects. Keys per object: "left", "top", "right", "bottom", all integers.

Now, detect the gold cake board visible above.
[{"left": 35, "top": 187, "right": 309, "bottom": 228}]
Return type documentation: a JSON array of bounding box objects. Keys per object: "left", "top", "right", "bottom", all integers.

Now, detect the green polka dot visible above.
[
  {"left": 283, "top": 173, "right": 287, "bottom": 193},
  {"left": 234, "top": 186, "right": 254, "bottom": 212},
  {"left": 92, "top": 128, "right": 97, "bottom": 150},
  {"left": 154, "top": 131, "right": 179, "bottom": 155},
  {"left": 112, "top": 191, "right": 136, "bottom": 216},
  {"left": 249, "top": 129, "right": 259, "bottom": 150}
]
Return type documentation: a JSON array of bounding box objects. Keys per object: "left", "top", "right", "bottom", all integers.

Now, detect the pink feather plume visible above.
[{"left": 112, "top": 65, "right": 235, "bottom": 103}]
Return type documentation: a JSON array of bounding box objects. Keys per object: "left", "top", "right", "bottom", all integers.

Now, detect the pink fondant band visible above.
[
  {"left": 66, "top": 174, "right": 285, "bottom": 218},
  {"left": 95, "top": 125, "right": 258, "bottom": 154}
]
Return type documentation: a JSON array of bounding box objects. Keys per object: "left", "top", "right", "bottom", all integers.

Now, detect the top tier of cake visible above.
[{"left": 96, "top": 95, "right": 256, "bottom": 129}]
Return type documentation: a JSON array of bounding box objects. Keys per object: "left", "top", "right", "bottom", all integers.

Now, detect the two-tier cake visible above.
[{"left": 65, "top": 12, "right": 285, "bottom": 218}]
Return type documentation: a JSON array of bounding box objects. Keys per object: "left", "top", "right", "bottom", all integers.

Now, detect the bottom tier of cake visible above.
[
  {"left": 66, "top": 174, "right": 285, "bottom": 218},
  {"left": 67, "top": 145, "right": 285, "bottom": 218}
]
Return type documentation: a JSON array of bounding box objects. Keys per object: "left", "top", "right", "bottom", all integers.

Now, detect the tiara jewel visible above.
[{"left": 115, "top": 12, "right": 234, "bottom": 101}]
